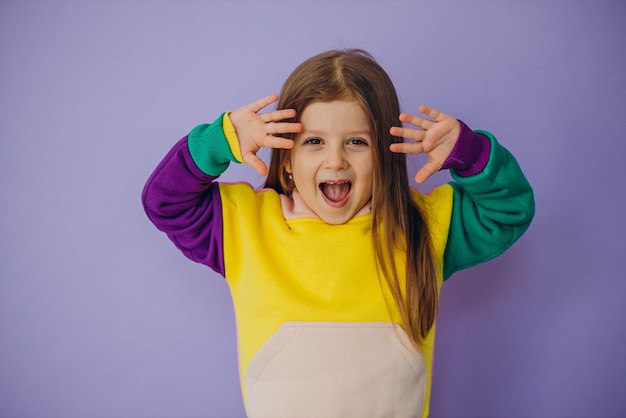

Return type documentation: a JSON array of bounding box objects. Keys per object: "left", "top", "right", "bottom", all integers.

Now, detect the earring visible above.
[{"left": 288, "top": 173, "right": 293, "bottom": 180}]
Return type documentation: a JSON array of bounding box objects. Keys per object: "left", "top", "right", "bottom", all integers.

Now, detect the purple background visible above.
[{"left": 1, "top": 1, "right": 625, "bottom": 417}]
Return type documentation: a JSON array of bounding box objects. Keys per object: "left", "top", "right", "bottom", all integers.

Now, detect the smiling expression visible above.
[{"left": 285, "top": 100, "right": 374, "bottom": 225}]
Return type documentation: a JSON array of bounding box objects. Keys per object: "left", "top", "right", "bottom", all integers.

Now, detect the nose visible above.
[{"left": 323, "top": 146, "right": 348, "bottom": 170}]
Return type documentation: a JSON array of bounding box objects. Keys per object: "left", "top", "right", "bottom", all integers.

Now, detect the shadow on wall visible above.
[{"left": 432, "top": 205, "right": 614, "bottom": 415}]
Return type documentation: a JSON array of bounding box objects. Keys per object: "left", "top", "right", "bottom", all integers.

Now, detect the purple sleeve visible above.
[
  {"left": 142, "top": 137, "right": 225, "bottom": 276},
  {"left": 441, "top": 119, "right": 491, "bottom": 177}
]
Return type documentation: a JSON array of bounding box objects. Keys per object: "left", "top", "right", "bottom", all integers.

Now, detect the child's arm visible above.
[
  {"left": 142, "top": 95, "right": 300, "bottom": 274},
  {"left": 441, "top": 130, "right": 534, "bottom": 279},
  {"left": 390, "top": 106, "right": 535, "bottom": 279},
  {"left": 142, "top": 120, "right": 233, "bottom": 275}
]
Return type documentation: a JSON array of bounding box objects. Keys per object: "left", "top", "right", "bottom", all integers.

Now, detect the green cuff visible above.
[{"left": 188, "top": 112, "right": 242, "bottom": 176}]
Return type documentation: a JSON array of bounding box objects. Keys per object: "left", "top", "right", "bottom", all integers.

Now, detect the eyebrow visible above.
[{"left": 302, "top": 129, "right": 372, "bottom": 137}]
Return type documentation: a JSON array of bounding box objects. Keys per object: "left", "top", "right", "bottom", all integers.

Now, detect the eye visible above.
[
  {"left": 304, "top": 137, "right": 323, "bottom": 145},
  {"left": 347, "top": 138, "right": 368, "bottom": 146}
]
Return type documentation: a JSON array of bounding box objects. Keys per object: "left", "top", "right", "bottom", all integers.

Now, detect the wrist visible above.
[
  {"left": 188, "top": 112, "right": 241, "bottom": 176},
  {"left": 222, "top": 112, "right": 243, "bottom": 163},
  {"left": 441, "top": 120, "right": 491, "bottom": 176}
]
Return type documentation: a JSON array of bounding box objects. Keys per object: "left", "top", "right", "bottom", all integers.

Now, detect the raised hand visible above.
[
  {"left": 228, "top": 94, "right": 302, "bottom": 176},
  {"left": 389, "top": 105, "right": 461, "bottom": 184}
]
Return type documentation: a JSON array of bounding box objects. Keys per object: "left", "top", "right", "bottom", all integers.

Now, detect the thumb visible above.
[
  {"left": 243, "top": 153, "right": 269, "bottom": 177},
  {"left": 414, "top": 160, "right": 441, "bottom": 184}
]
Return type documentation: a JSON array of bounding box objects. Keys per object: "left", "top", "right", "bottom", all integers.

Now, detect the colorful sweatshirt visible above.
[{"left": 142, "top": 113, "right": 534, "bottom": 418}]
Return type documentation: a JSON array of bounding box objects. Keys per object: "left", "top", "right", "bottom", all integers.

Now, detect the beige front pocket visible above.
[{"left": 245, "top": 322, "right": 426, "bottom": 418}]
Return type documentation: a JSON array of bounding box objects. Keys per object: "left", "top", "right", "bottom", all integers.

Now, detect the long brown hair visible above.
[{"left": 264, "top": 49, "right": 439, "bottom": 348}]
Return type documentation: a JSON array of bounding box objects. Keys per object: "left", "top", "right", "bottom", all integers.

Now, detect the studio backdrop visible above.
[{"left": 1, "top": 1, "right": 625, "bottom": 417}]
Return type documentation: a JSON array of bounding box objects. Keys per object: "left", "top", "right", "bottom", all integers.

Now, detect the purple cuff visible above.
[{"left": 441, "top": 119, "right": 491, "bottom": 177}]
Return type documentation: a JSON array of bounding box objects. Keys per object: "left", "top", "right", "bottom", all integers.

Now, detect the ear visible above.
[{"left": 284, "top": 158, "right": 292, "bottom": 175}]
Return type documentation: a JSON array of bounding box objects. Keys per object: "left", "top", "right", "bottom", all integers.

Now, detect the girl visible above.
[{"left": 142, "top": 49, "right": 534, "bottom": 418}]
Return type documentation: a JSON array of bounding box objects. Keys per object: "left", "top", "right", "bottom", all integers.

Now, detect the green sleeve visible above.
[
  {"left": 443, "top": 132, "right": 535, "bottom": 280},
  {"left": 188, "top": 112, "right": 241, "bottom": 176}
]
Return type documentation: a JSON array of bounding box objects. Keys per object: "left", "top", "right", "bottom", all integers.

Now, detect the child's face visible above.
[{"left": 285, "top": 100, "right": 374, "bottom": 225}]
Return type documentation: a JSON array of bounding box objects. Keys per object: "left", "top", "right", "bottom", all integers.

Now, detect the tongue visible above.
[{"left": 321, "top": 182, "right": 350, "bottom": 202}]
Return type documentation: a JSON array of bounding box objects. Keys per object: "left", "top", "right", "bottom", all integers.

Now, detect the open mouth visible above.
[{"left": 319, "top": 181, "right": 351, "bottom": 207}]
